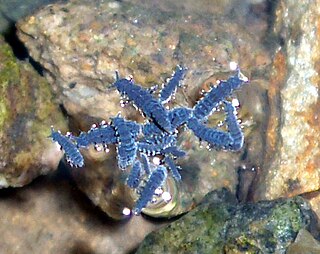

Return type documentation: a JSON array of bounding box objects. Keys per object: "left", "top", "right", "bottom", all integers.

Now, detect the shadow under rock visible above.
[{"left": 0, "top": 161, "right": 164, "bottom": 253}]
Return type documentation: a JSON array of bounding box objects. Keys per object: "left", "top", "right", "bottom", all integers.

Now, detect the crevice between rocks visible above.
[{"left": 2, "top": 18, "right": 44, "bottom": 76}]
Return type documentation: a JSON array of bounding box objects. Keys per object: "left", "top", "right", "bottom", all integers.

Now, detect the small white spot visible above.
[
  {"left": 231, "top": 98, "right": 240, "bottom": 107},
  {"left": 122, "top": 207, "right": 131, "bottom": 216},
  {"left": 238, "top": 71, "right": 249, "bottom": 82},
  {"left": 229, "top": 61, "right": 238, "bottom": 71},
  {"left": 95, "top": 144, "right": 103, "bottom": 152},
  {"left": 162, "top": 191, "right": 172, "bottom": 202},
  {"left": 154, "top": 187, "right": 163, "bottom": 195},
  {"left": 152, "top": 157, "right": 161, "bottom": 165},
  {"left": 108, "top": 1, "right": 120, "bottom": 9}
]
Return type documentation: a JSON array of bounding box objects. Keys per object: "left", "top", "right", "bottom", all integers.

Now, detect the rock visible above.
[
  {"left": 302, "top": 190, "right": 320, "bottom": 230},
  {"left": 0, "top": 168, "right": 161, "bottom": 254},
  {"left": 136, "top": 188, "right": 314, "bottom": 254},
  {"left": 0, "top": 0, "right": 56, "bottom": 33},
  {"left": 16, "top": 0, "right": 271, "bottom": 217},
  {"left": 286, "top": 229, "right": 320, "bottom": 254},
  {"left": 69, "top": 147, "right": 136, "bottom": 220},
  {"left": 0, "top": 35, "right": 67, "bottom": 188},
  {"left": 252, "top": 0, "right": 320, "bottom": 201},
  {"left": 17, "top": 0, "right": 270, "bottom": 121}
]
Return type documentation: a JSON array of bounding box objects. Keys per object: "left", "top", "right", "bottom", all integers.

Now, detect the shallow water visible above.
[{"left": 1, "top": 0, "right": 319, "bottom": 254}]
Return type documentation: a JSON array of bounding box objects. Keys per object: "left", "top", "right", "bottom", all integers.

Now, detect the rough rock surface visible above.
[
  {"left": 16, "top": 0, "right": 270, "bottom": 218},
  {"left": 136, "top": 188, "right": 313, "bottom": 254},
  {"left": 17, "top": 0, "right": 270, "bottom": 122},
  {"left": 0, "top": 36, "right": 67, "bottom": 188},
  {"left": 0, "top": 167, "right": 161, "bottom": 254},
  {"left": 0, "top": 0, "right": 56, "bottom": 33},
  {"left": 287, "top": 229, "right": 320, "bottom": 254},
  {"left": 252, "top": 0, "right": 320, "bottom": 203}
]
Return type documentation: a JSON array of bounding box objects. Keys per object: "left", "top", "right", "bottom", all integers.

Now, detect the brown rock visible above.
[
  {"left": 0, "top": 170, "right": 161, "bottom": 254},
  {"left": 287, "top": 229, "right": 320, "bottom": 254},
  {"left": 253, "top": 0, "right": 320, "bottom": 201}
]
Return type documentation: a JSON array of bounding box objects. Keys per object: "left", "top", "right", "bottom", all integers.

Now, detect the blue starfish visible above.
[{"left": 50, "top": 65, "right": 248, "bottom": 215}]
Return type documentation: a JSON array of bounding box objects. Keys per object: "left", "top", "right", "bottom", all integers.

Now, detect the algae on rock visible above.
[
  {"left": 136, "top": 188, "right": 313, "bottom": 254},
  {"left": 0, "top": 36, "right": 67, "bottom": 188}
]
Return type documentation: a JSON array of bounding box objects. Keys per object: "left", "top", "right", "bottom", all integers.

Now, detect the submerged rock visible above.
[
  {"left": 252, "top": 0, "right": 320, "bottom": 203},
  {"left": 136, "top": 188, "right": 314, "bottom": 254},
  {"left": 69, "top": 147, "right": 135, "bottom": 220},
  {"left": 0, "top": 168, "right": 161, "bottom": 254},
  {"left": 0, "top": 0, "right": 57, "bottom": 33},
  {"left": 286, "top": 229, "right": 320, "bottom": 254},
  {"left": 0, "top": 36, "right": 67, "bottom": 188}
]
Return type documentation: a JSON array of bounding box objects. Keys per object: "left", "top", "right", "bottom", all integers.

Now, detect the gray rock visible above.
[{"left": 137, "top": 188, "right": 314, "bottom": 254}]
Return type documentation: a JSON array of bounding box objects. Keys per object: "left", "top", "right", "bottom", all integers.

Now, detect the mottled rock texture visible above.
[
  {"left": 136, "top": 188, "right": 313, "bottom": 254},
  {"left": 0, "top": 0, "right": 56, "bottom": 32},
  {"left": 287, "top": 229, "right": 320, "bottom": 254},
  {"left": 252, "top": 0, "right": 320, "bottom": 203},
  {"left": 0, "top": 167, "right": 161, "bottom": 254},
  {"left": 0, "top": 36, "right": 66, "bottom": 188}
]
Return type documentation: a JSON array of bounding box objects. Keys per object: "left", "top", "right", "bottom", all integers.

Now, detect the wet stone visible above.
[
  {"left": 0, "top": 36, "right": 67, "bottom": 188},
  {"left": 0, "top": 168, "right": 161, "bottom": 254},
  {"left": 16, "top": 0, "right": 271, "bottom": 218},
  {"left": 0, "top": 0, "right": 57, "bottom": 33},
  {"left": 252, "top": 0, "right": 320, "bottom": 202},
  {"left": 286, "top": 229, "right": 320, "bottom": 254},
  {"left": 69, "top": 146, "right": 136, "bottom": 220},
  {"left": 16, "top": 0, "right": 270, "bottom": 121},
  {"left": 136, "top": 188, "right": 314, "bottom": 254}
]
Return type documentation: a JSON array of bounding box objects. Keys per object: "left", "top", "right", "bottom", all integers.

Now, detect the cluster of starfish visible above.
[{"left": 50, "top": 64, "right": 249, "bottom": 215}]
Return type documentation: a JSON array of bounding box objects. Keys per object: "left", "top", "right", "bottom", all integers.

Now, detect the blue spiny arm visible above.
[
  {"left": 50, "top": 128, "right": 84, "bottom": 167},
  {"left": 142, "top": 107, "right": 192, "bottom": 139},
  {"left": 164, "top": 156, "right": 182, "bottom": 181},
  {"left": 186, "top": 117, "right": 234, "bottom": 150},
  {"left": 142, "top": 121, "right": 163, "bottom": 137},
  {"left": 137, "top": 134, "right": 176, "bottom": 156},
  {"left": 126, "top": 160, "right": 142, "bottom": 189},
  {"left": 159, "top": 65, "right": 187, "bottom": 103},
  {"left": 73, "top": 124, "right": 117, "bottom": 148},
  {"left": 162, "top": 146, "right": 186, "bottom": 158},
  {"left": 140, "top": 153, "right": 151, "bottom": 175},
  {"left": 113, "top": 74, "right": 173, "bottom": 133},
  {"left": 169, "top": 107, "right": 193, "bottom": 130},
  {"left": 223, "top": 101, "right": 244, "bottom": 151},
  {"left": 193, "top": 69, "right": 248, "bottom": 120},
  {"left": 133, "top": 165, "right": 168, "bottom": 215},
  {"left": 111, "top": 116, "right": 141, "bottom": 169}
]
